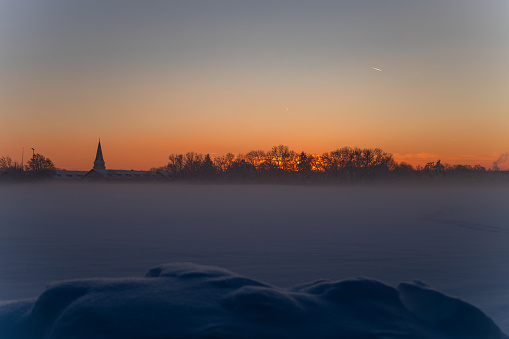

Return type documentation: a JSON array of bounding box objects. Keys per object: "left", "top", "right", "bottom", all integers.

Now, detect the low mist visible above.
[{"left": 1, "top": 183, "right": 508, "bottom": 329}]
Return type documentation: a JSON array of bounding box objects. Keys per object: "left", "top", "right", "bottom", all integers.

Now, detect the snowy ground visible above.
[{"left": 1, "top": 183, "right": 508, "bottom": 333}]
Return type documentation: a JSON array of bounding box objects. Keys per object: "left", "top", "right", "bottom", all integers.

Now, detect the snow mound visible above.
[{"left": 0, "top": 262, "right": 506, "bottom": 339}]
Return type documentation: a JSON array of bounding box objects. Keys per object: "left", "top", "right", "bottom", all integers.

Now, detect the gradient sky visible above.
[{"left": 1, "top": 1, "right": 508, "bottom": 170}]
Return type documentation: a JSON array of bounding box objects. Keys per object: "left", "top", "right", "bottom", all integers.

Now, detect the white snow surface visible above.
[
  {"left": 1, "top": 183, "right": 509, "bottom": 336},
  {"left": 0, "top": 262, "right": 507, "bottom": 339}
]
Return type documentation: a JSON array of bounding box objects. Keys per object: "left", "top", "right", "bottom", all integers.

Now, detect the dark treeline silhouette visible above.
[
  {"left": 150, "top": 145, "right": 509, "bottom": 184},
  {"left": 0, "top": 154, "right": 56, "bottom": 182},
  {"left": 1, "top": 146, "right": 508, "bottom": 183}
]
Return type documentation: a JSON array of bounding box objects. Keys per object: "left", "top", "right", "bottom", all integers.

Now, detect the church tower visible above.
[{"left": 93, "top": 139, "right": 106, "bottom": 170}]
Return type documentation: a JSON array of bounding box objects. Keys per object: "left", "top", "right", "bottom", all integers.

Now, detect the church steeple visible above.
[{"left": 93, "top": 139, "right": 106, "bottom": 170}]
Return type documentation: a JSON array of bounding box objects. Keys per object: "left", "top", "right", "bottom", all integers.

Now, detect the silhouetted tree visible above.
[
  {"left": 297, "top": 152, "right": 312, "bottom": 173},
  {"left": 228, "top": 159, "right": 257, "bottom": 179},
  {"left": 435, "top": 160, "right": 445, "bottom": 172},
  {"left": 393, "top": 162, "right": 414, "bottom": 175},
  {"left": 25, "top": 153, "right": 56, "bottom": 175},
  {"left": 182, "top": 152, "right": 203, "bottom": 177},
  {"left": 153, "top": 145, "right": 506, "bottom": 183},
  {"left": 214, "top": 153, "right": 235, "bottom": 173},
  {"left": 371, "top": 148, "right": 397, "bottom": 171},
  {"left": 199, "top": 154, "right": 216, "bottom": 177},
  {"left": 167, "top": 154, "right": 184, "bottom": 176},
  {"left": 321, "top": 151, "right": 338, "bottom": 173},
  {"left": 323, "top": 147, "right": 356, "bottom": 174},
  {"left": 361, "top": 148, "right": 374, "bottom": 168},
  {"left": 307, "top": 154, "right": 322, "bottom": 173},
  {"left": 424, "top": 160, "right": 444, "bottom": 176},
  {"left": 268, "top": 145, "right": 296, "bottom": 172},
  {"left": 473, "top": 165, "right": 486, "bottom": 172},
  {"left": 0, "top": 156, "right": 24, "bottom": 180},
  {"left": 244, "top": 150, "right": 265, "bottom": 169},
  {"left": 0, "top": 156, "right": 17, "bottom": 171},
  {"left": 424, "top": 162, "right": 435, "bottom": 173}
]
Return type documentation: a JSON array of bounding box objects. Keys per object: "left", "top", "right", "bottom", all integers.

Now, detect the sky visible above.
[{"left": 1, "top": 1, "right": 508, "bottom": 170}]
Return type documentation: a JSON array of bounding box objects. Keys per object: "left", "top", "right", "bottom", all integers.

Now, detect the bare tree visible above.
[
  {"left": 182, "top": 152, "right": 203, "bottom": 176},
  {"left": 25, "top": 153, "right": 56, "bottom": 174},
  {"left": 167, "top": 154, "right": 184, "bottom": 175},
  {"left": 244, "top": 150, "right": 265, "bottom": 169},
  {"left": 268, "top": 145, "right": 296, "bottom": 171},
  {"left": 214, "top": 153, "right": 236, "bottom": 173},
  {"left": 0, "top": 156, "right": 15, "bottom": 170},
  {"left": 361, "top": 148, "right": 374, "bottom": 168}
]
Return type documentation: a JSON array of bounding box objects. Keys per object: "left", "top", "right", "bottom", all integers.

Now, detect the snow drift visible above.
[{"left": 0, "top": 263, "right": 506, "bottom": 339}]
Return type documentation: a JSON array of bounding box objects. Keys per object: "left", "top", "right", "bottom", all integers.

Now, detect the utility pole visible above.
[
  {"left": 31, "top": 148, "right": 35, "bottom": 172},
  {"left": 21, "top": 147, "right": 24, "bottom": 171}
]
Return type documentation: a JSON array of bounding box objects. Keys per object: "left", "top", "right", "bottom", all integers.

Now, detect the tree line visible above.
[
  {"left": 151, "top": 145, "right": 505, "bottom": 183},
  {"left": 0, "top": 154, "right": 56, "bottom": 181},
  {"left": 1, "top": 145, "right": 507, "bottom": 183}
]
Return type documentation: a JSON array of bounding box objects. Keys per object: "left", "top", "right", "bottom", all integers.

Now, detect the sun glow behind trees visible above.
[
  {"left": 144, "top": 145, "right": 505, "bottom": 183},
  {"left": 2, "top": 143, "right": 506, "bottom": 183},
  {"left": 156, "top": 145, "right": 397, "bottom": 176}
]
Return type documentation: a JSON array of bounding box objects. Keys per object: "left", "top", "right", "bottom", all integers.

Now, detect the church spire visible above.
[{"left": 93, "top": 139, "right": 106, "bottom": 170}]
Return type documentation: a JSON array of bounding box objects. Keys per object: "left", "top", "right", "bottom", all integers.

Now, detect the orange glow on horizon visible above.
[
  {"left": 1, "top": 2, "right": 508, "bottom": 174},
  {"left": 35, "top": 143, "right": 508, "bottom": 172},
  {"left": 0, "top": 139, "right": 504, "bottom": 172}
]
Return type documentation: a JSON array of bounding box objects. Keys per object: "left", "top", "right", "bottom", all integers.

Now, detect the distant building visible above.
[
  {"left": 93, "top": 139, "right": 106, "bottom": 170},
  {"left": 82, "top": 169, "right": 168, "bottom": 181},
  {"left": 52, "top": 170, "right": 88, "bottom": 180},
  {"left": 53, "top": 140, "right": 171, "bottom": 182},
  {"left": 82, "top": 140, "right": 170, "bottom": 181}
]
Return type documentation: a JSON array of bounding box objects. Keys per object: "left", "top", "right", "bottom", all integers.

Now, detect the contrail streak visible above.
[{"left": 371, "top": 67, "right": 382, "bottom": 72}]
